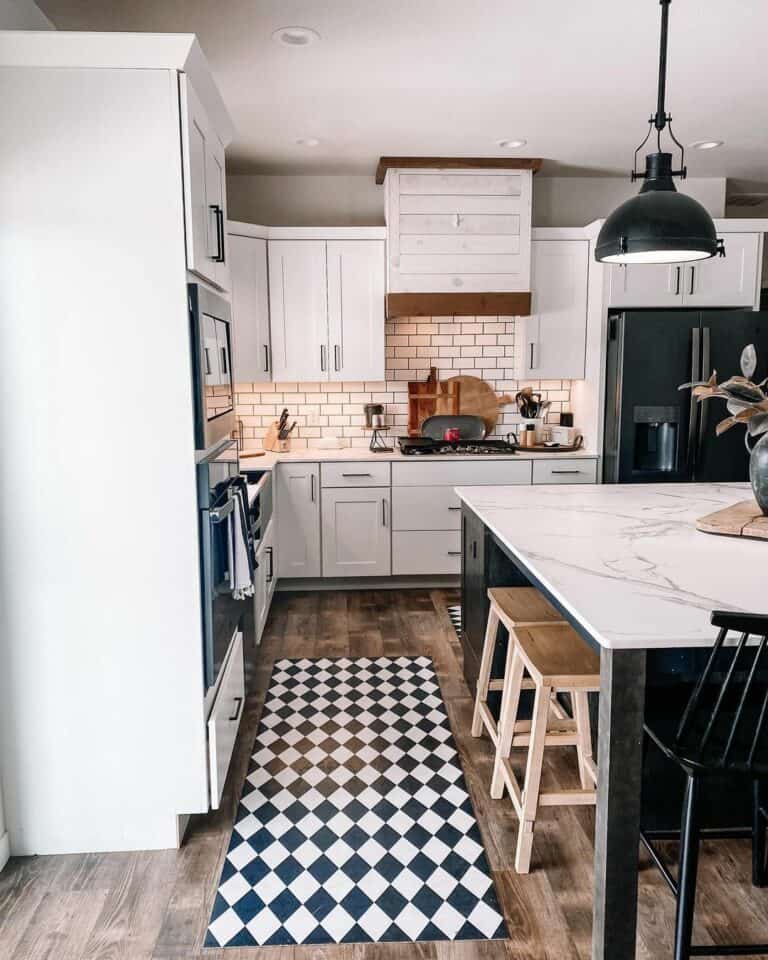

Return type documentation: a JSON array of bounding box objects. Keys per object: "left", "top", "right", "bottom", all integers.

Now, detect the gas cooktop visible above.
[{"left": 397, "top": 437, "right": 517, "bottom": 456}]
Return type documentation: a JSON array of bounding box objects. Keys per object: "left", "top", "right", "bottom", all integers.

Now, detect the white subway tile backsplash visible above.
[{"left": 234, "top": 316, "right": 572, "bottom": 443}]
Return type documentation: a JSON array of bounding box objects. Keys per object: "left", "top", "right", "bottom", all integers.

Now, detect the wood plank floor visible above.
[{"left": 1, "top": 589, "right": 766, "bottom": 959}]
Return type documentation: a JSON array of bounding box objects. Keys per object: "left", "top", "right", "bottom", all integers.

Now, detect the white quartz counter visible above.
[
  {"left": 240, "top": 445, "right": 598, "bottom": 470},
  {"left": 455, "top": 482, "right": 766, "bottom": 650}
]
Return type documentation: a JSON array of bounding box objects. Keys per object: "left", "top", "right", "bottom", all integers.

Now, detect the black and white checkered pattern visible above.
[
  {"left": 447, "top": 605, "right": 462, "bottom": 641},
  {"left": 206, "top": 656, "right": 507, "bottom": 947}
]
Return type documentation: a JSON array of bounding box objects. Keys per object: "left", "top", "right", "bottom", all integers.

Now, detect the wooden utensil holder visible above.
[{"left": 263, "top": 421, "right": 291, "bottom": 452}]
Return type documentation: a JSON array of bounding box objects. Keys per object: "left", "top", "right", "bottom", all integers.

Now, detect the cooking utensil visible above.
[
  {"left": 514, "top": 388, "right": 551, "bottom": 420},
  {"left": 444, "top": 376, "right": 513, "bottom": 436},
  {"left": 421, "top": 414, "right": 486, "bottom": 441}
]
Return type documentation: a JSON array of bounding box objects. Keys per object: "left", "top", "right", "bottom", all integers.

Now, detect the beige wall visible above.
[
  {"left": 227, "top": 172, "right": 727, "bottom": 228},
  {"left": 0, "top": 0, "right": 54, "bottom": 29}
]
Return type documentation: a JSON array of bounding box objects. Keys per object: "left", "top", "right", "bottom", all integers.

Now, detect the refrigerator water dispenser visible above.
[{"left": 633, "top": 406, "right": 679, "bottom": 474}]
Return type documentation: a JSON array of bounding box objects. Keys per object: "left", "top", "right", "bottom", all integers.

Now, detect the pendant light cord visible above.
[{"left": 655, "top": 0, "right": 671, "bottom": 130}]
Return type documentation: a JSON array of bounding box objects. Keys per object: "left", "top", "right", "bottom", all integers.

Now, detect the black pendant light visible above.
[{"left": 595, "top": 0, "right": 724, "bottom": 264}]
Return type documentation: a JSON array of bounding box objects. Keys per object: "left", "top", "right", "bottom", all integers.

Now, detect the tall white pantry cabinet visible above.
[{"left": 0, "top": 32, "right": 233, "bottom": 856}]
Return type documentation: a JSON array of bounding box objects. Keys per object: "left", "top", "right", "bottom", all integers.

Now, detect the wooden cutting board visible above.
[
  {"left": 445, "top": 376, "right": 514, "bottom": 435},
  {"left": 696, "top": 499, "right": 768, "bottom": 540}
]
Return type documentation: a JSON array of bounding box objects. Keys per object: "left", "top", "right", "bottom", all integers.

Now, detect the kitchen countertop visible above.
[
  {"left": 240, "top": 445, "right": 599, "bottom": 470},
  {"left": 455, "top": 481, "right": 766, "bottom": 650}
]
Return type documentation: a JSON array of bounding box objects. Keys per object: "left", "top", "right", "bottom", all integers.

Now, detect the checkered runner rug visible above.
[
  {"left": 206, "top": 655, "right": 507, "bottom": 947},
  {"left": 447, "top": 605, "right": 462, "bottom": 640}
]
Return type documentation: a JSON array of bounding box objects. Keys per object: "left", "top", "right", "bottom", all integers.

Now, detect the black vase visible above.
[{"left": 749, "top": 432, "right": 768, "bottom": 515}]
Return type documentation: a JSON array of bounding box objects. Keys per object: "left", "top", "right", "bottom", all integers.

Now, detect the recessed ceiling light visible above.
[
  {"left": 272, "top": 26, "right": 320, "bottom": 46},
  {"left": 497, "top": 138, "right": 527, "bottom": 149},
  {"left": 295, "top": 137, "right": 321, "bottom": 147},
  {"left": 690, "top": 139, "right": 725, "bottom": 150}
]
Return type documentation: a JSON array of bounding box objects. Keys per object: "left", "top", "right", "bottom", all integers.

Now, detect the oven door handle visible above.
[{"left": 210, "top": 498, "right": 236, "bottom": 523}]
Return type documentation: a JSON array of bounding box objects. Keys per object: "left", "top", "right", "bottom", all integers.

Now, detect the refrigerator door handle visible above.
[
  {"left": 697, "top": 326, "right": 711, "bottom": 459},
  {"left": 687, "top": 326, "right": 701, "bottom": 476}
]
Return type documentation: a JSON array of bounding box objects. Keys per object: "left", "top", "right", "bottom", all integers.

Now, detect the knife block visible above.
[{"left": 263, "top": 421, "right": 291, "bottom": 452}]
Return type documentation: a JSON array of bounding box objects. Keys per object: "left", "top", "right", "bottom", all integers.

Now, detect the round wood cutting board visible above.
[{"left": 444, "top": 376, "right": 513, "bottom": 435}]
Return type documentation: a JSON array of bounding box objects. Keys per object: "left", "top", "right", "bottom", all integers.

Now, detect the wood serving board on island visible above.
[{"left": 696, "top": 498, "right": 768, "bottom": 540}]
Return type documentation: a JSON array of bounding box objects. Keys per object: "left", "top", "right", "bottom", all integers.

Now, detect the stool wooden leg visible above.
[
  {"left": 490, "top": 644, "right": 524, "bottom": 799},
  {"left": 573, "top": 691, "right": 594, "bottom": 790},
  {"left": 471, "top": 606, "right": 500, "bottom": 737},
  {"left": 515, "top": 683, "right": 552, "bottom": 874}
]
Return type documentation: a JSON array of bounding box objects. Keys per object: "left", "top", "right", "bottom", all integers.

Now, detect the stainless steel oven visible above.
[
  {"left": 197, "top": 440, "right": 245, "bottom": 690},
  {"left": 189, "top": 283, "right": 235, "bottom": 452}
]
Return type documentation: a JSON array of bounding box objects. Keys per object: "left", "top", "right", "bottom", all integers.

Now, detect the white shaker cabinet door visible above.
[
  {"left": 229, "top": 234, "right": 271, "bottom": 383},
  {"left": 268, "top": 241, "right": 328, "bottom": 381},
  {"left": 326, "top": 241, "right": 385, "bottom": 381},
  {"left": 608, "top": 261, "right": 684, "bottom": 308},
  {"left": 321, "top": 487, "right": 391, "bottom": 577},
  {"left": 522, "top": 239, "right": 589, "bottom": 380},
  {"left": 180, "top": 76, "right": 228, "bottom": 290},
  {"left": 276, "top": 463, "right": 321, "bottom": 578},
  {"left": 684, "top": 233, "right": 761, "bottom": 308}
]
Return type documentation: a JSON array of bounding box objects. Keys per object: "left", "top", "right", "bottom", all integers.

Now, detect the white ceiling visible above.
[{"left": 37, "top": 0, "right": 768, "bottom": 187}]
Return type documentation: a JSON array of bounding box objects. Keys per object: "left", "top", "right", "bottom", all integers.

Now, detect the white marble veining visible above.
[{"left": 455, "top": 482, "right": 766, "bottom": 650}]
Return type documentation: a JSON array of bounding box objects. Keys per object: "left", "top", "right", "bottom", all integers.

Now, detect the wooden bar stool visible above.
[
  {"left": 492, "top": 622, "right": 600, "bottom": 873},
  {"left": 471, "top": 587, "right": 567, "bottom": 746}
]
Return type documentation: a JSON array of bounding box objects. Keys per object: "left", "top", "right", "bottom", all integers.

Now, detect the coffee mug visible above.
[{"left": 443, "top": 427, "right": 461, "bottom": 442}]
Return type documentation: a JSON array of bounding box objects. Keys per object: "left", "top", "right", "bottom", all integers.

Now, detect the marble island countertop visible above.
[
  {"left": 240, "top": 444, "right": 599, "bottom": 469},
  {"left": 455, "top": 482, "right": 766, "bottom": 650}
]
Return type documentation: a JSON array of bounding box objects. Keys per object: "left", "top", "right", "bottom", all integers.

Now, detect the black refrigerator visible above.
[{"left": 603, "top": 310, "right": 768, "bottom": 483}]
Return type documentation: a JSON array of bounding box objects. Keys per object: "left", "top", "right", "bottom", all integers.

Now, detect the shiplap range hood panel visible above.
[{"left": 382, "top": 159, "right": 540, "bottom": 318}]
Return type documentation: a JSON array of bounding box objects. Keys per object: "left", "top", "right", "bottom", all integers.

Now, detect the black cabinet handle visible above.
[
  {"left": 447, "top": 550, "right": 461, "bottom": 556},
  {"left": 266, "top": 546, "right": 273, "bottom": 582},
  {"left": 263, "top": 344, "right": 270, "bottom": 373},
  {"left": 342, "top": 472, "right": 373, "bottom": 477},
  {"left": 689, "top": 266, "right": 695, "bottom": 296},
  {"left": 551, "top": 470, "right": 581, "bottom": 475},
  {"left": 228, "top": 696, "right": 243, "bottom": 722},
  {"left": 209, "top": 205, "right": 225, "bottom": 263},
  {"left": 472, "top": 540, "right": 477, "bottom": 560},
  {"left": 448, "top": 506, "right": 461, "bottom": 511},
  {"left": 674, "top": 265, "right": 681, "bottom": 295},
  {"left": 220, "top": 346, "right": 228, "bottom": 375}
]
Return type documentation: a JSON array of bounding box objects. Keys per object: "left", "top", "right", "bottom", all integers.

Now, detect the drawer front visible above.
[
  {"left": 392, "top": 486, "right": 461, "bottom": 531},
  {"left": 392, "top": 531, "right": 461, "bottom": 575},
  {"left": 532, "top": 458, "right": 598, "bottom": 484},
  {"left": 322, "top": 461, "right": 391, "bottom": 487},
  {"left": 208, "top": 631, "right": 245, "bottom": 809},
  {"left": 392, "top": 459, "right": 532, "bottom": 487}
]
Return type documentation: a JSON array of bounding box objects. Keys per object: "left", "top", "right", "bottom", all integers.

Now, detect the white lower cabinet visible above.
[
  {"left": 277, "top": 463, "right": 321, "bottom": 578},
  {"left": 392, "top": 486, "right": 461, "bottom": 531},
  {"left": 393, "top": 531, "right": 462, "bottom": 575},
  {"left": 254, "top": 518, "right": 276, "bottom": 644},
  {"left": 531, "top": 458, "right": 598, "bottom": 484},
  {"left": 207, "top": 631, "right": 244, "bottom": 809},
  {"left": 322, "top": 487, "right": 391, "bottom": 577}
]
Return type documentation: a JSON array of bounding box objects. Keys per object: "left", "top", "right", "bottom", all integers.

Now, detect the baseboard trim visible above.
[
  {"left": 277, "top": 575, "right": 460, "bottom": 592},
  {"left": 0, "top": 830, "right": 9, "bottom": 872}
]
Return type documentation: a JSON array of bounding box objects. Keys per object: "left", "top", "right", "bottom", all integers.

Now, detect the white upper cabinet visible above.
[
  {"left": 267, "top": 237, "right": 386, "bottom": 382},
  {"left": 228, "top": 232, "right": 271, "bottom": 383},
  {"left": 608, "top": 233, "right": 762, "bottom": 309},
  {"left": 327, "top": 241, "right": 385, "bottom": 381},
  {"left": 684, "top": 233, "right": 761, "bottom": 307},
  {"left": 519, "top": 240, "right": 589, "bottom": 380},
  {"left": 385, "top": 168, "right": 533, "bottom": 293},
  {"left": 268, "top": 241, "right": 328, "bottom": 382},
  {"left": 180, "top": 76, "right": 229, "bottom": 291}
]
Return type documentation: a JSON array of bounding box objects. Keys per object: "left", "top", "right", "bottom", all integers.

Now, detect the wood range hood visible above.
[{"left": 377, "top": 157, "right": 542, "bottom": 319}]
